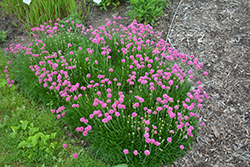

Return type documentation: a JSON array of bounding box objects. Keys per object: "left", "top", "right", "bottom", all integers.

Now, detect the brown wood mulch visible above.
[{"left": 0, "top": 0, "right": 249, "bottom": 166}]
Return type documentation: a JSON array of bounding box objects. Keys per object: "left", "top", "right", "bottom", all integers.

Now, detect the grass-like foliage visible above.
[
  {"left": 3, "top": 17, "right": 209, "bottom": 166},
  {"left": 0, "top": 0, "right": 90, "bottom": 36}
]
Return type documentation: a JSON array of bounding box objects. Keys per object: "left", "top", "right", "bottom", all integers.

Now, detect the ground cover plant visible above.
[
  {"left": 0, "top": 49, "right": 110, "bottom": 167},
  {"left": 3, "top": 16, "right": 209, "bottom": 166}
]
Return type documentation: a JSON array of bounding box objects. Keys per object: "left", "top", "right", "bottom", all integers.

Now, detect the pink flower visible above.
[
  {"left": 167, "top": 137, "right": 172, "bottom": 142},
  {"left": 133, "top": 150, "right": 138, "bottom": 155},
  {"left": 63, "top": 144, "right": 67, "bottom": 148},
  {"left": 51, "top": 109, "right": 55, "bottom": 113},
  {"left": 86, "top": 74, "right": 91, "bottom": 78},
  {"left": 132, "top": 112, "right": 137, "bottom": 117},
  {"left": 180, "top": 145, "right": 184, "bottom": 150},
  {"left": 109, "top": 68, "right": 113, "bottom": 72},
  {"left": 115, "top": 112, "right": 120, "bottom": 117},
  {"left": 170, "top": 130, "right": 175, "bottom": 134},
  {"left": 204, "top": 71, "right": 208, "bottom": 76},
  {"left": 123, "top": 149, "right": 129, "bottom": 154},
  {"left": 7, "top": 61, "right": 11, "bottom": 64},
  {"left": 197, "top": 104, "right": 202, "bottom": 108},
  {"left": 200, "top": 122, "right": 206, "bottom": 126},
  {"left": 73, "top": 153, "right": 78, "bottom": 159},
  {"left": 69, "top": 51, "right": 73, "bottom": 55},
  {"left": 68, "top": 43, "right": 72, "bottom": 47},
  {"left": 144, "top": 150, "right": 150, "bottom": 155}
]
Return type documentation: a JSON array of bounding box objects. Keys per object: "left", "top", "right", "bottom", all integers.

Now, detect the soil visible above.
[{"left": 0, "top": 0, "right": 250, "bottom": 167}]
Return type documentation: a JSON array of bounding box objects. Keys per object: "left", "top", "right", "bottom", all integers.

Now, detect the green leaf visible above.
[
  {"left": 113, "top": 164, "right": 128, "bottom": 167},
  {"left": 50, "top": 132, "right": 57, "bottom": 139},
  {"left": 20, "top": 120, "right": 29, "bottom": 130},
  {"left": 28, "top": 135, "right": 38, "bottom": 146},
  {"left": 36, "top": 132, "right": 44, "bottom": 137},
  {"left": 29, "top": 127, "right": 39, "bottom": 136},
  {"left": 18, "top": 141, "right": 29, "bottom": 148},
  {"left": 11, "top": 125, "right": 20, "bottom": 133},
  {"left": 41, "top": 134, "right": 50, "bottom": 144}
]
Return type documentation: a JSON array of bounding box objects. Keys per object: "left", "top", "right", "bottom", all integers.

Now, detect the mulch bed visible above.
[{"left": 0, "top": 0, "right": 249, "bottom": 166}]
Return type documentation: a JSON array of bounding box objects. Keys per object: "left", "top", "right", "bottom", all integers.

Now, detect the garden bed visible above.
[{"left": 0, "top": 0, "right": 249, "bottom": 166}]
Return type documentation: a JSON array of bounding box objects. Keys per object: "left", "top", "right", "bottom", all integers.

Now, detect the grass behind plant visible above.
[{"left": 0, "top": 49, "right": 110, "bottom": 167}]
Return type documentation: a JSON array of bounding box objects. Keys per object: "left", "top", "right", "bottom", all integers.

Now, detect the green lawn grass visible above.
[{"left": 0, "top": 49, "right": 110, "bottom": 167}]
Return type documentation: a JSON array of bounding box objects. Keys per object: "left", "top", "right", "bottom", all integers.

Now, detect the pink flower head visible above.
[
  {"left": 86, "top": 74, "right": 91, "bottom": 78},
  {"left": 167, "top": 137, "right": 172, "bottom": 142},
  {"left": 204, "top": 71, "right": 208, "bottom": 76},
  {"left": 133, "top": 150, "right": 138, "bottom": 155},
  {"left": 63, "top": 144, "right": 67, "bottom": 148},
  {"left": 132, "top": 112, "right": 137, "bottom": 117},
  {"left": 115, "top": 112, "right": 120, "bottom": 117},
  {"left": 73, "top": 153, "right": 78, "bottom": 159},
  {"left": 180, "top": 145, "right": 184, "bottom": 150},
  {"left": 123, "top": 149, "right": 129, "bottom": 154},
  {"left": 109, "top": 68, "right": 113, "bottom": 72},
  {"left": 7, "top": 61, "right": 11, "bottom": 64},
  {"left": 200, "top": 122, "right": 206, "bottom": 126},
  {"left": 144, "top": 150, "right": 150, "bottom": 155},
  {"left": 51, "top": 109, "right": 55, "bottom": 113}
]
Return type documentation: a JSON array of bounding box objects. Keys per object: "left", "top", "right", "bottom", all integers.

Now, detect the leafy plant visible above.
[
  {"left": 0, "top": 30, "right": 7, "bottom": 42},
  {"left": 10, "top": 120, "right": 59, "bottom": 163},
  {"left": 4, "top": 17, "right": 209, "bottom": 166},
  {"left": 127, "top": 0, "right": 169, "bottom": 26}
]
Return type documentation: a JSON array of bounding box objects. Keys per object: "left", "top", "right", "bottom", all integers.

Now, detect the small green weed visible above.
[{"left": 0, "top": 31, "right": 7, "bottom": 42}]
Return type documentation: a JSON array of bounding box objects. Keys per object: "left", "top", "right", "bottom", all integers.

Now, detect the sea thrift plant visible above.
[{"left": 4, "top": 17, "right": 209, "bottom": 166}]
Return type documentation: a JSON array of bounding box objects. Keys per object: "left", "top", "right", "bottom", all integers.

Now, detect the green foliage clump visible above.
[
  {"left": 10, "top": 119, "right": 59, "bottom": 164},
  {"left": 127, "top": 0, "right": 169, "bottom": 26},
  {"left": 3, "top": 17, "right": 208, "bottom": 167},
  {"left": 0, "top": 31, "right": 7, "bottom": 42}
]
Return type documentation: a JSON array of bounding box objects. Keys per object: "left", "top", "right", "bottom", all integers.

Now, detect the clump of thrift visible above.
[{"left": 4, "top": 16, "right": 209, "bottom": 166}]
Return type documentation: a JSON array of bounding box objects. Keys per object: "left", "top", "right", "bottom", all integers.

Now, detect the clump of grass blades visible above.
[{"left": 0, "top": 0, "right": 90, "bottom": 37}]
